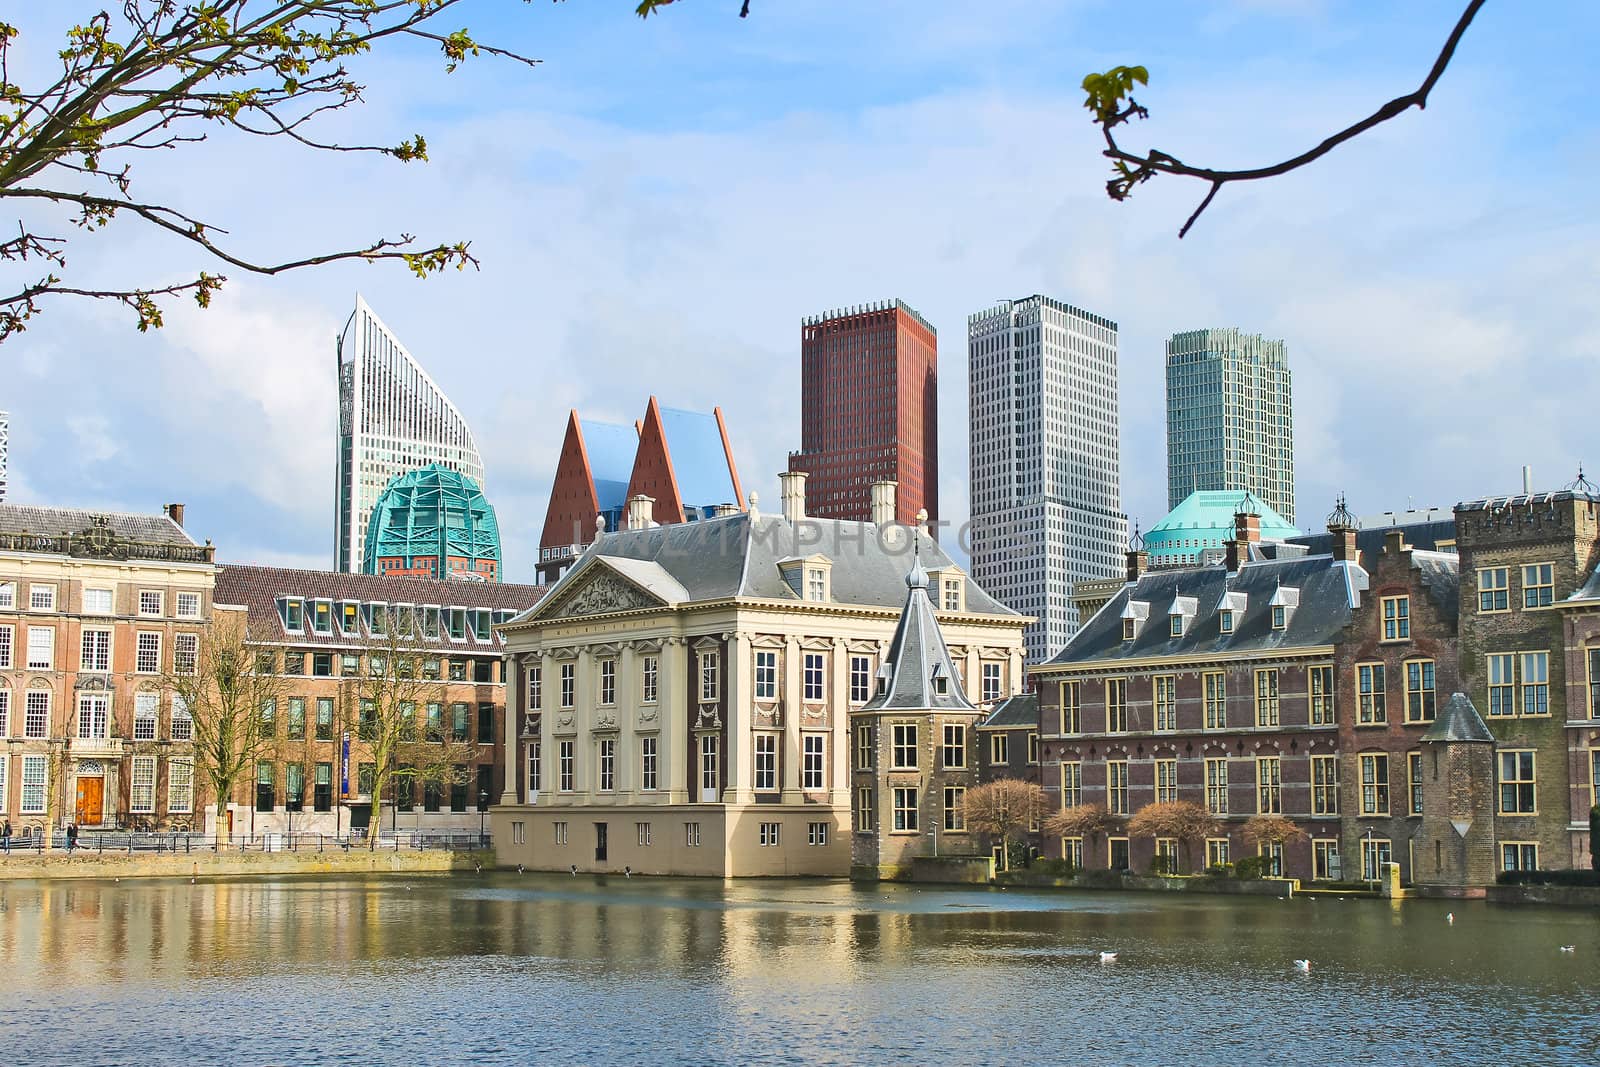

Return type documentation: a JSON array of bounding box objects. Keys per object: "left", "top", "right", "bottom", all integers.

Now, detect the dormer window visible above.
[
  {"left": 1219, "top": 609, "right": 1235, "bottom": 634},
  {"left": 310, "top": 599, "right": 333, "bottom": 635},
  {"left": 340, "top": 601, "right": 361, "bottom": 634},
  {"left": 1268, "top": 585, "right": 1299, "bottom": 631},
  {"left": 806, "top": 569, "right": 826, "bottom": 602},
  {"left": 780, "top": 555, "right": 832, "bottom": 602},
  {"left": 1123, "top": 619, "right": 1136, "bottom": 641},
  {"left": 368, "top": 602, "right": 389, "bottom": 636},
  {"left": 1271, "top": 606, "right": 1286, "bottom": 629},
  {"left": 1120, "top": 599, "right": 1149, "bottom": 640},
  {"left": 942, "top": 578, "right": 962, "bottom": 612},
  {"left": 279, "top": 597, "right": 304, "bottom": 633}
]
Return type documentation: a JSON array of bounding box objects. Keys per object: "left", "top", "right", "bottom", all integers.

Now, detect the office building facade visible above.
[
  {"left": 365, "top": 464, "right": 502, "bottom": 582},
  {"left": 1166, "top": 328, "right": 1295, "bottom": 524},
  {"left": 968, "top": 295, "right": 1128, "bottom": 664}
]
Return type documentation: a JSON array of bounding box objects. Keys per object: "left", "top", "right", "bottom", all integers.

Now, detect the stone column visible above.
[{"left": 500, "top": 651, "right": 521, "bottom": 805}]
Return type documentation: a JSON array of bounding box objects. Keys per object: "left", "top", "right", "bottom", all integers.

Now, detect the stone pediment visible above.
[{"left": 542, "top": 564, "right": 666, "bottom": 620}]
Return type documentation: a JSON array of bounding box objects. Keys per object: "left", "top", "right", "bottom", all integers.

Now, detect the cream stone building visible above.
[{"left": 491, "top": 476, "right": 1028, "bottom": 877}]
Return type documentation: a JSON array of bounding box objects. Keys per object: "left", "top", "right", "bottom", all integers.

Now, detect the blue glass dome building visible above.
[
  {"left": 1143, "top": 490, "right": 1299, "bottom": 567},
  {"left": 363, "top": 464, "right": 502, "bottom": 582}
]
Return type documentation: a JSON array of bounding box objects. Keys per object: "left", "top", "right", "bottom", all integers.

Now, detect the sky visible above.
[{"left": 4, "top": 0, "right": 1599, "bottom": 583}]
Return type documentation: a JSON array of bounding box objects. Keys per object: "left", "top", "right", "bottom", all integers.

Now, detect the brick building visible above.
[
  {"left": 0, "top": 503, "right": 214, "bottom": 838},
  {"left": 212, "top": 565, "right": 543, "bottom": 838},
  {"left": 788, "top": 300, "right": 938, "bottom": 527}
]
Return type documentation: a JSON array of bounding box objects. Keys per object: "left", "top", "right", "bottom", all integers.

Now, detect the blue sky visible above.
[{"left": 5, "top": 0, "right": 1599, "bottom": 581}]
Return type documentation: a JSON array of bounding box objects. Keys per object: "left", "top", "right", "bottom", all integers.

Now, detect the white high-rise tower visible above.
[
  {"left": 968, "top": 295, "right": 1127, "bottom": 664},
  {"left": 335, "top": 296, "right": 484, "bottom": 573}
]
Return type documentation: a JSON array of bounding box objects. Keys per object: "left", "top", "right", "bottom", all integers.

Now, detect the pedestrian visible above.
[
  {"left": 1, "top": 819, "right": 11, "bottom": 855},
  {"left": 66, "top": 823, "right": 78, "bottom": 853}
]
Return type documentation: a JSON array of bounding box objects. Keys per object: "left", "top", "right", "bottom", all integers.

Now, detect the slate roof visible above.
[
  {"left": 861, "top": 561, "right": 978, "bottom": 713},
  {"left": 1410, "top": 550, "right": 1462, "bottom": 626},
  {"left": 1048, "top": 554, "right": 1367, "bottom": 666},
  {"left": 522, "top": 511, "right": 1019, "bottom": 621},
  {"left": 0, "top": 503, "right": 197, "bottom": 547},
  {"left": 981, "top": 693, "right": 1037, "bottom": 729},
  {"left": 1419, "top": 693, "right": 1495, "bottom": 743},
  {"left": 1566, "top": 563, "right": 1600, "bottom": 604},
  {"left": 215, "top": 564, "right": 545, "bottom": 649},
  {"left": 1288, "top": 517, "right": 1457, "bottom": 558},
  {"left": 657, "top": 406, "right": 740, "bottom": 511}
]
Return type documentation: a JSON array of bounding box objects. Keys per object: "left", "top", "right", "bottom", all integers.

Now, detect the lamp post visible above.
[{"left": 478, "top": 790, "right": 488, "bottom": 849}]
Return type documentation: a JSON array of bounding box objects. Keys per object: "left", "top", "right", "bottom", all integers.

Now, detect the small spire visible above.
[
  {"left": 1128, "top": 522, "right": 1145, "bottom": 552},
  {"left": 1564, "top": 464, "right": 1598, "bottom": 497}
]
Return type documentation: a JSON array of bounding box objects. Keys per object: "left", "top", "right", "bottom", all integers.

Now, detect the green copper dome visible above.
[
  {"left": 363, "top": 464, "right": 501, "bottom": 581},
  {"left": 1143, "top": 490, "right": 1299, "bottom": 564}
]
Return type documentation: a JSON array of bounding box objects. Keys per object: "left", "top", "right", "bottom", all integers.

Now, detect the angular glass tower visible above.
[
  {"left": 1165, "top": 328, "right": 1295, "bottom": 525},
  {"left": 364, "top": 464, "right": 501, "bottom": 582},
  {"left": 336, "top": 296, "right": 484, "bottom": 573},
  {"left": 968, "top": 294, "right": 1127, "bottom": 664}
]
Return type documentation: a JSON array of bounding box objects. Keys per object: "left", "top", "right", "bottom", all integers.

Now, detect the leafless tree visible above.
[
  {"left": 961, "top": 778, "right": 1046, "bottom": 871},
  {"left": 1042, "top": 802, "right": 1119, "bottom": 859},
  {"left": 1126, "top": 800, "right": 1216, "bottom": 873}
]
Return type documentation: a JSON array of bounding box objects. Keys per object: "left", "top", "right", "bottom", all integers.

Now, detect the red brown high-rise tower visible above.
[{"left": 788, "top": 299, "right": 938, "bottom": 525}]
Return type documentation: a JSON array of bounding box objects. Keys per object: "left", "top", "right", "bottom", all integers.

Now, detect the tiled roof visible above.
[
  {"left": 215, "top": 563, "right": 545, "bottom": 648},
  {"left": 0, "top": 503, "right": 197, "bottom": 547},
  {"left": 981, "top": 693, "right": 1037, "bottom": 729},
  {"left": 862, "top": 562, "right": 978, "bottom": 713}
]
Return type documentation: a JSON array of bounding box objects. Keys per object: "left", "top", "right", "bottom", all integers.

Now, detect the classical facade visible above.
[
  {"left": 0, "top": 503, "right": 214, "bottom": 838},
  {"left": 493, "top": 477, "right": 1026, "bottom": 877},
  {"left": 212, "top": 565, "right": 543, "bottom": 838}
]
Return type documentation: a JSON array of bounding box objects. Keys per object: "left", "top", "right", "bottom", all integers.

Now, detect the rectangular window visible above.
[
  {"left": 82, "top": 587, "right": 113, "bottom": 614},
  {"left": 1309, "top": 665, "right": 1335, "bottom": 726},
  {"left": 133, "top": 692, "right": 159, "bottom": 740},
  {"left": 256, "top": 762, "right": 276, "bottom": 812},
  {"left": 1522, "top": 563, "right": 1555, "bottom": 608},
  {"left": 1218, "top": 609, "right": 1235, "bottom": 635},
  {"left": 942, "top": 579, "right": 960, "bottom": 611},
  {"left": 1501, "top": 842, "right": 1538, "bottom": 872},
  {"left": 1405, "top": 660, "right": 1437, "bottom": 722},
  {"left": 807, "top": 569, "right": 826, "bottom": 602},
  {"left": 640, "top": 736, "right": 658, "bottom": 791},
  {"left": 942, "top": 723, "right": 966, "bottom": 768},
  {"left": 171, "top": 632, "right": 199, "bottom": 675},
  {"left": 139, "top": 590, "right": 162, "bottom": 617},
  {"left": 1106, "top": 678, "right": 1128, "bottom": 732},
  {"left": 1520, "top": 652, "right": 1549, "bottom": 716},
  {"left": 1154, "top": 675, "right": 1176, "bottom": 732},
  {"left": 1107, "top": 759, "right": 1129, "bottom": 815},
  {"left": 286, "top": 762, "right": 306, "bottom": 812},
  {"left": 285, "top": 651, "right": 306, "bottom": 676},
  {"left": 699, "top": 650, "right": 720, "bottom": 702},
  {"left": 1477, "top": 567, "right": 1509, "bottom": 612},
  {"left": 1360, "top": 753, "right": 1390, "bottom": 815},
  {"left": 313, "top": 763, "right": 332, "bottom": 812},
  {"left": 0, "top": 624, "right": 10, "bottom": 669},
  {"left": 754, "top": 733, "right": 778, "bottom": 791},
  {"left": 1408, "top": 751, "right": 1424, "bottom": 815},
  {"left": 285, "top": 697, "right": 305, "bottom": 740},
  {"left": 1381, "top": 595, "right": 1410, "bottom": 641},
  {"left": 981, "top": 662, "right": 1002, "bottom": 703},
  {"left": 854, "top": 787, "right": 873, "bottom": 832},
  {"left": 636, "top": 822, "right": 652, "bottom": 847},
  {"left": 452, "top": 703, "right": 470, "bottom": 743},
  {"left": 892, "top": 787, "right": 918, "bottom": 831},
  {"left": 1205, "top": 838, "right": 1231, "bottom": 868},
  {"left": 700, "top": 734, "right": 719, "bottom": 799},
  {"left": 560, "top": 663, "right": 575, "bottom": 709},
  {"left": 526, "top": 665, "right": 543, "bottom": 711},
  {"left": 0, "top": 582, "right": 13, "bottom": 609},
  {"left": 1061, "top": 761, "right": 1082, "bottom": 808},
  {"left": 943, "top": 786, "right": 966, "bottom": 831},
  {"left": 1361, "top": 838, "right": 1392, "bottom": 881},
  {"left": 597, "top": 739, "right": 615, "bottom": 791},
  {"left": 527, "top": 743, "right": 542, "bottom": 798},
  {"left": 1122, "top": 618, "right": 1136, "bottom": 641},
  {"left": 130, "top": 756, "right": 157, "bottom": 813},
  {"left": 1358, "top": 664, "right": 1387, "bottom": 724},
  {"left": 1254, "top": 670, "right": 1280, "bottom": 727},
  {"left": 855, "top": 724, "right": 874, "bottom": 770},
  {"left": 30, "top": 584, "right": 56, "bottom": 612},
  {"left": 1256, "top": 756, "right": 1281, "bottom": 814},
  {"left": 1498, "top": 750, "right": 1536, "bottom": 814},
  {"left": 636, "top": 659, "right": 656, "bottom": 710},
  {"left": 168, "top": 757, "right": 194, "bottom": 814},
  {"left": 1588, "top": 648, "right": 1600, "bottom": 719},
  {"left": 1062, "top": 837, "right": 1084, "bottom": 869},
  {"left": 1313, "top": 839, "right": 1339, "bottom": 880},
  {"left": 21, "top": 755, "right": 47, "bottom": 814},
  {"left": 25, "top": 690, "right": 50, "bottom": 738},
  {"left": 758, "top": 822, "right": 781, "bottom": 846},
  {"left": 1028, "top": 732, "right": 1040, "bottom": 764},
  {"left": 989, "top": 732, "right": 1009, "bottom": 765},
  {"left": 807, "top": 822, "right": 829, "bottom": 846},
  {"left": 77, "top": 693, "right": 108, "bottom": 739},
  {"left": 892, "top": 723, "right": 917, "bottom": 769},
  {"left": 1203, "top": 672, "right": 1226, "bottom": 729},
  {"left": 849, "top": 656, "right": 871, "bottom": 703},
  {"left": 1061, "top": 681, "right": 1081, "bottom": 733},
  {"left": 0, "top": 689, "right": 8, "bottom": 736},
  {"left": 176, "top": 591, "right": 200, "bottom": 618},
  {"left": 1205, "top": 758, "right": 1229, "bottom": 815},
  {"left": 599, "top": 659, "right": 617, "bottom": 706},
  {"left": 27, "top": 627, "right": 54, "bottom": 670},
  {"left": 554, "top": 822, "right": 568, "bottom": 846},
  {"left": 803, "top": 734, "right": 825, "bottom": 790},
  {"left": 754, "top": 650, "right": 778, "bottom": 700},
  {"left": 1169, "top": 613, "right": 1184, "bottom": 638},
  {"left": 135, "top": 631, "right": 161, "bottom": 674},
  {"left": 684, "top": 822, "right": 701, "bottom": 847},
  {"left": 170, "top": 695, "right": 192, "bottom": 741},
  {"left": 1156, "top": 758, "right": 1177, "bottom": 804},
  {"left": 1311, "top": 754, "right": 1340, "bottom": 815},
  {"left": 477, "top": 703, "right": 495, "bottom": 745},
  {"left": 559, "top": 740, "right": 574, "bottom": 792},
  {"left": 804, "top": 652, "right": 825, "bottom": 702},
  {"left": 80, "top": 628, "right": 111, "bottom": 672}
]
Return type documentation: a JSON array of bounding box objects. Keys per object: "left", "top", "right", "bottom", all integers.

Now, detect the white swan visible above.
[
  {"left": 1293, "top": 959, "right": 1311, "bottom": 973},
  {"left": 1559, "top": 945, "right": 1575, "bottom": 953}
]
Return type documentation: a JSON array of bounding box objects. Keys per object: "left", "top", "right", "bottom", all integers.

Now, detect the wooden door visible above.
[{"left": 75, "top": 777, "right": 105, "bottom": 826}]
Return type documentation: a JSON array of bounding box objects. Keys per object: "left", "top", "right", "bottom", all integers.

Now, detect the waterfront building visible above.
[
  {"left": 788, "top": 300, "right": 938, "bottom": 527},
  {"left": 0, "top": 503, "right": 214, "bottom": 837},
  {"left": 968, "top": 295, "right": 1127, "bottom": 663},
  {"left": 538, "top": 399, "right": 744, "bottom": 585},
  {"left": 493, "top": 476, "right": 1026, "bottom": 877},
  {"left": 1166, "top": 328, "right": 1295, "bottom": 525},
  {"left": 336, "top": 295, "right": 484, "bottom": 575},
  {"left": 364, "top": 464, "right": 502, "bottom": 582},
  {"left": 211, "top": 565, "right": 543, "bottom": 838}
]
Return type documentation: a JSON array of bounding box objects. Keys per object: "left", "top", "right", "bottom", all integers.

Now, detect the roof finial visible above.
[
  {"left": 595, "top": 513, "right": 606, "bottom": 535},
  {"left": 907, "top": 508, "right": 930, "bottom": 589},
  {"left": 1326, "top": 493, "right": 1358, "bottom": 532},
  {"left": 1563, "top": 464, "right": 1598, "bottom": 498}
]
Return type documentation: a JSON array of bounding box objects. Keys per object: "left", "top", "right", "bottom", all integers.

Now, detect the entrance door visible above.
[
  {"left": 1109, "top": 837, "right": 1131, "bottom": 871},
  {"left": 75, "top": 776, "right": 105, "bottom": 826},
  {"left": 595, "top": 822, "right": 608, "bottom": 863}
]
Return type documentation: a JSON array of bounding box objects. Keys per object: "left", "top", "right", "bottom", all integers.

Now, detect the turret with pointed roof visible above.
[{"left": 863, "top": 553, "right": 978, "bottom": 714}]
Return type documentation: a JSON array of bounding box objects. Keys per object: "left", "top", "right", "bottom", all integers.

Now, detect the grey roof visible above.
[
  {"left": 1566, "top": 563, "right": 1600, "bottom": 604},
  {"left": 981, "top": 693, "right": 1037, "bottom": 729},
  {"left": 0, "top": 503, "right": 197, "bottom": 547},
  {"left": 861, "top": 562, "right": 978, "bottom": 713},
  {"left": 1419, "top": 693, "right": 1495, "bottom": 743},
  {"left": 1411, "top": 550, "right": 1461, "bottom": 626},
  {"left": 1049, "top": 555, "right": 1367, "bottom": 666},
  {"left": 1288, "top": 517, "right": 1457, "bottom": 559},
  {"left": 525, "top": 511, "right": 1018, "bottom": 620}
]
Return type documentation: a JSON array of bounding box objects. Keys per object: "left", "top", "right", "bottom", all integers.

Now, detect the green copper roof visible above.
[
  {"left": 1144, "top": 490, "right": 1299, "bottom": 560},
  {"left": 364, "top": 464, "right": 501, "bottom": 581}
]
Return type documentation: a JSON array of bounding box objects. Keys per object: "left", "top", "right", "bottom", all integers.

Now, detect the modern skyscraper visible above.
[
  {"left": 365, "top": 464, "right": 502, "bottom": 582},
  {"left": 336, "top": 295, "right": 484, "bottom": 574},
  {"left": 968, "top": 295, "right": 1127, "bottom": 663},
  {"left": 1165, "top": 328, "right": 1295, "bottom": 524},
  {"left": 787, "top": 299, "right": 937, "bottom": 526},
  {"left": 0, "top": 409, "right": 8, "bottom": 503}
]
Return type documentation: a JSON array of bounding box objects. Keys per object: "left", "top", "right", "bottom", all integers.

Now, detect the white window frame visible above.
[
  {"left": 80, "top": 627, "right": 112, "bottom": 672},
  {"left": 29, "top": 584, "right": 56, "bottom": 612},
  {"left": 21, "top": 754, "right": 48, "bottom": 814},
  {"left": 26, "top": 626, "right": 54, "bottom": 670},
  {"left": 25, "top": 690, "right": 50, "bottom": 738},
  {"left": 138, "top": 589, "right": 163, "bottom": 617},
  {"left": 849, "top": 655, "right": 871, "bottom": 704},
  {"left": 134, "top": 691, "right": 160, "bottom": 740},
  {"left": 130, "top": 755, "right": 158, "bottom": 814},
  {"left": 82, "top": 587, "right": 114, "bottom": 615},
  {"left": 803, "top": 652, "right": 825, "bottom": 702},
  {"left": 641, "top": 656, "right": 658, "bottom": 704},
  {"left": 176, "top": 591, "right": 201, "bottom": 619},
  {"left": 802, "top": 733, "right": 825, "bottom": 791},
  {"left": 754, "top": 733, "right": 778, "bottom": 792},
  {"left": 135, "top": 631, "right": 161, "bottom": 674},
  {"left": 754, "top": 649, "right": 778, "bottom": 701},
  {"left": 640, "top": 736, "right": 658, "bottom": 792}
]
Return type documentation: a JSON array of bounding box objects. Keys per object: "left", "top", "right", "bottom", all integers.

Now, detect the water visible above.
[{"left": 0, "top": 874, "right": 1596, "bottom": 1065}]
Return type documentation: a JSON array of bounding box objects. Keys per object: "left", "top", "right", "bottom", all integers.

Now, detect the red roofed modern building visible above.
[
  {"left": 537, "top": 399, "right": 744, "bottom": 584},
  {"left": 788, "top": 299, "right": 939, "bottom": 527}
]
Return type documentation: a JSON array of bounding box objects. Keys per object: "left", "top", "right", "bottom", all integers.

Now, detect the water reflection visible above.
[{"left": 1, "top": 875, "right": 1596, "bottom": 1065}]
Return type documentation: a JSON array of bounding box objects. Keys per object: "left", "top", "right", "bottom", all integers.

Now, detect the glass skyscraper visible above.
[
  {"left": 335, "top": 296, "right": 484, "bottom": 574},
  {"left": 968, "top": 295, "right": 1127, "bottom": 664},
  {"left": 1165, "top": 328, "right": 1295, "bottom": 524}
]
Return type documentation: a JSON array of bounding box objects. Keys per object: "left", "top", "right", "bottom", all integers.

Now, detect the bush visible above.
[
  {"left": 1031, "top": 858, "right": 1077, "bottom": 878},
  {"left": 1204, "top": 864, "right": 1232, "bottom": 878},
  {"left": 1232, "top": 856, "right": 1267, "bottom": 880},
  {"left": 1496, "top": 869, "right": 1600, "bottom": 887}
]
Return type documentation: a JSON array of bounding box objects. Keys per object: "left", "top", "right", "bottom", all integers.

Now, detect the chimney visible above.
[
  {"left": 1125, "top": 547, "right": 1148, "bottom": 584},
  {"left": 779, "top": 470, "right": 807, "bottom": 523},
  {"left": 710, "top": 502, "right": 740, "bottom": 518},
  {"left": 1384, "top": 529, "right": 1408, "bottom": 556},
  {"left": 870, "top": 480, "right": 898, "bottom": 526},
  {"left": 1522, "top": 465, "right": 1534, "bottom": 494},
  {"left": 1326, "top": 494, "right": 1359, "bottom": 564},
  {"left": 1227, "top": 503, "right": 1261, "bottom": 572},
  {"left": 165, "top": 503, "right": 185, "bottom": 527},
  {"left": 625, "top": 494, "right": 655, "bottom": 531}
]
